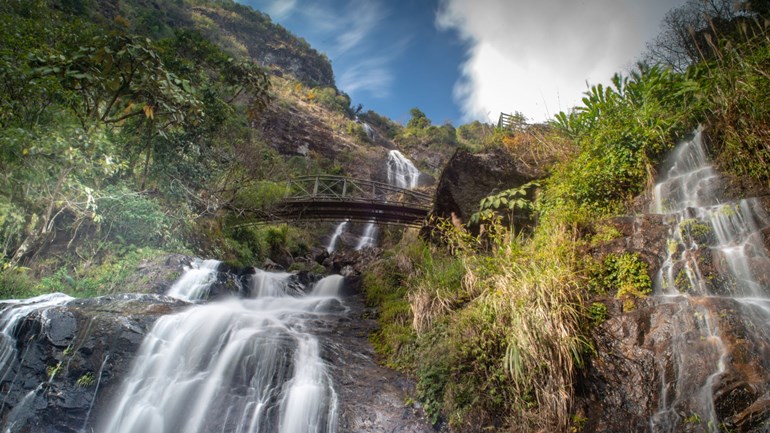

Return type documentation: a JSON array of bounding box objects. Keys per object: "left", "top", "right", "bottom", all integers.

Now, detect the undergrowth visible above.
[{"left": 364, "top": 219, "right": 587, "bottom": 431}]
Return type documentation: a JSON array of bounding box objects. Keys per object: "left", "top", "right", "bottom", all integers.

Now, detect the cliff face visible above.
[
  {"left": 190, "top": 3, "right": 335, "bottom": 87},
  {"left": 92, "top": 0, "right": 335, "bottom": 87}
]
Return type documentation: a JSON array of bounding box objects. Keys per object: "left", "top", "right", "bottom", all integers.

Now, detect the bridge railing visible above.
[{"left": 283, "top": 175, "right": 432, "bottom": 208}]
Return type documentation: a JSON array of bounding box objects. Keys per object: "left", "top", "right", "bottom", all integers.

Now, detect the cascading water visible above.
[
  {"left": 326, "top": 221, "right": 348, "bottom": 253},
  {"left": 386, "top": 150, "right": 421, "bottom": 190},
  {"left": 355, "top": 222, "right": 377, "bottom": 250},
  {"left": 166, "top": 258, "right": 221, "bottom": 301},
  {"left": 0, "top": 293, "right": 73, "bottom": 381},
  {"left": 0, "top": 293, "right": 74, "bottom": 431},
  {"left": 649, "top": 129, "right": 770, "bottom": 432},
  {"left": 360, "top": 122, "right": 374, "bottom": 140},
  {"left": 98, "top": 264, "right": 344, "bottom": 433}
]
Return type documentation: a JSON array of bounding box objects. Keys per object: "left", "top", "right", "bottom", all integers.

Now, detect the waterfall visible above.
[
  {"left": 98, "top": 266, "right": 340, "bottom": 433},
  {"left": 326, "top": 221, "right": 348, "bottom": 253},
  {"left": 166, "top": 259, "right": 221, "bottom": 301},
  {"left": 355, "top": 223, "right": 377, "bottom": 250},
  {"left": 0, "top": 293, "right": 73, "bottom": 381},
  {"left": 310, "top": 275, "right": 344, "bottom": 297},
  {"left": 360, "top": 122, "right": 374, "bottom": 140},
  {"left": 649, "top": 129, "right": 770, "bottom": 432},
  {"left": 387, "top": 150, "right": 421, "bottom": 190}
]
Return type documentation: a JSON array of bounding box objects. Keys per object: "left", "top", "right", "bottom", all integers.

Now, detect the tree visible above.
[
  {"left": 644, "top": 0, "right": 764, "bottom": 71},
  {"left": 407, "top": 107, "right": 431, "bottom": 129}
]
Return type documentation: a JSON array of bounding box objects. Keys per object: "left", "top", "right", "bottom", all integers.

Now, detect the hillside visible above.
[
  {"left": 0, "top": 0, "right": 457, "bottom": 290},
  {"left": 3, "top": 1, "right": 770, "bottom": 433}
]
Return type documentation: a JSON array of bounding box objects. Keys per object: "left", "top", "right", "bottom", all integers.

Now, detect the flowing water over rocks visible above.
[
  {"left": 0, "top": 260, "right": 432, "bottom": 432},
  {"left": 326, "top": 149, "right": 422, "bottom": 252},
  {"left": 578, "top": 130, "right": 770, "bottom": 433}
]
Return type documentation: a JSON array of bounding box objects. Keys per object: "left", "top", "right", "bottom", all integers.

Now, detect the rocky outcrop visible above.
[
  {"left": 0, "top": 294, "right": 187, "bottom": 433},
  {"left": 432, "top": 148, "right": 540, "bottom": 224},
  {"left": 576, "top": 296, "right": 770, "bottom": 432},
  {"left": 586, "top": 214, "right": 670, "bottom": 276},
  {"left": 192, "top": 5, "right": 334, "bottom": 87},
  {"left": 0, "top": 257, "right": 432, "bottom": 432}
]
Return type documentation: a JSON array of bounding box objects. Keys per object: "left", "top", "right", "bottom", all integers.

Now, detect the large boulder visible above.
[{"left": 431, "top": 148, "right": 539, "bottom": 224}]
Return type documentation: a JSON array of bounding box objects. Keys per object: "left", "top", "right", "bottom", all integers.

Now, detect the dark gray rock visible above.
[
  {"left": 431, "top": 148, "right": 539, "bottom": 224},
  {"left": 0, "top": 294, "right": 187, "bottom": 433},
  {"left": 42, "top": 308, "right": 76, "bottom": 347}
]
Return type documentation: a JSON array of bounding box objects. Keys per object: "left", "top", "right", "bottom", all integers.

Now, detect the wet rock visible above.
[
  {"left": 0, "top": 294, "right": 187, "bottom": 433},
  {"left": 576, "top": 296, "right": 770, "bottom": 433},
  {"left": 42, "top": 308, "right": 76, "bottom": 347},
  {"left": 319, "top": 295, "right": 434, "bottom": 433}
]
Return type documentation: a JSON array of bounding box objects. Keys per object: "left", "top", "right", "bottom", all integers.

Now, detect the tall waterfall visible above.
[
  {"left": 387, "top": 150, "right": 420, "bottom": 190},
  {"left": 98, "top": 264, "right": 343, "bottom": 433},
  {"left": 325, "top": 150, "right": 421, "bottom": 251},
  {"left": 649, "top": 129, "right": 770, "bottom": 432}
]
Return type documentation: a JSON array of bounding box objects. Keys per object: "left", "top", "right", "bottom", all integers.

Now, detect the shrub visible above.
[
  {"left": 0, "top": 267, "right": 41, "bottom": 299},
  {"left": 588, "top": 253, "right": 652, "bottom": 311},
  {"left": 98, "top": 186, "right": 169, "bottom": 246}
]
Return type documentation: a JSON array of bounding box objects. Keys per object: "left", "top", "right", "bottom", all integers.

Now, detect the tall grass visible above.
[
  {"left": 489, "top": 255, "right": 584, "bottom": 431},
  {"left": 362, "top": 218, "right": 587, "bottom": 431}
]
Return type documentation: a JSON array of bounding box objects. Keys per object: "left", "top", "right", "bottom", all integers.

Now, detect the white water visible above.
[
  {"left": 326, "top": 222, "right": 348, "bottom": 253},
  {"left": 355, "top": 223, "right": 377, "bottom": 250},
  {"left": 99, "top": 267, "right": 341, "bottom": 433},
  {"left": 649, "top": 129, "right": 770, "bottom": 432},
  {"left": 360, "top": 122, "right": 374, "bottom": 140},
  {"left": 0, "top": 293, "right": 73, "bottom": 382},
  {"left": 166, "top": 259, "right": 221, "bottom": 301},
  {"left": 387, "top": 150, "right": 421, "bottom": 190},
  {"left": 310, "top": 275, "right": 344, "bottom": 297}
]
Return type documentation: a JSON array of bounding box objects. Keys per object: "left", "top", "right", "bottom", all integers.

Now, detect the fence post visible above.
[
  {"left": 312, "top": 176, "right": 319, "bottom": 197},
  {"left": 342, "top": 178, "right": 347, "bottom": 198}
]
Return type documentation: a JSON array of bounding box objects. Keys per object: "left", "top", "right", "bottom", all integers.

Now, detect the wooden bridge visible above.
[{"left": 260, "top": 175, "right": 432, "bottom": 225}]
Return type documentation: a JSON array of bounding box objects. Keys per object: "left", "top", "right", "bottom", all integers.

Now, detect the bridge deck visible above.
[{"left": 250, "top": 175, "right": 433, "bottom": 226}]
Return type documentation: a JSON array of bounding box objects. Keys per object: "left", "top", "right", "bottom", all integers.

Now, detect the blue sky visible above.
[{"left": 241, "top": 0, "right": 685, "bottom": 126}]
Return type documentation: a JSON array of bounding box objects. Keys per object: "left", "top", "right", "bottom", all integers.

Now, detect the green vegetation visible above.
[
  {"left": 679, "top": 218, "right": 714, "bottom": 245},
  {"left": 588, "top": 253, "right": 652, "bottom": 311},
  {"left": 362, "top": 2, "right": 770, "bottom": 431},
  {"left": 365, "top": 221, "right": 586, "bottom": 431},
  {"left": 76, "top": 372, "right": 96, "bottom": 387},
  {"left": 0, "top": 0, "right": 335, "bottom": 298}
]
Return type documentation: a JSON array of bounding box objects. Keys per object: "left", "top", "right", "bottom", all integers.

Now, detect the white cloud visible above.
[
  {"left": 338, "top": 56, "right": 394, "bottom": 98},
  {"left": 259, "top": 0, "right": 298, "bottom": 20},
  {"left": 334, "top": 0, "right": 387, "bottom": 55},
  {"left": 436, "top": 0, "right": 680, "bottom": 122}
]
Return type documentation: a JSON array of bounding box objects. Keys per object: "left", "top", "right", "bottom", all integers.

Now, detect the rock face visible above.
[
  {"left": 0, "top": 259, "right": 432, "bottom": 432},
  {"left": 192, "top": 5, "right": 334, "bottom": 87},
  {"left": 0, "top": 294, "right": 187, "bottom": 433},
  {"left": 432, "top": 148, "right": 539, "bottom": 223},
  {"left": 576, "top": 296, "right": 770, "bottom": 433}
]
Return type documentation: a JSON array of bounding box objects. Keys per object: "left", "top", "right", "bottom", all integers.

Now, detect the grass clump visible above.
[{"left": 364, "top": 220, "right": 587, "bottom": 431}]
